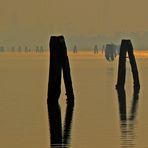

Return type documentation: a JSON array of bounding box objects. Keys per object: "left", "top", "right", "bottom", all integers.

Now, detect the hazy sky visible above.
[
  {"left": 0, "top": 0, "right": 148, "bottom": 48},
  {"left": 48, "top": 0, "right": 148, "bottom": 34}
]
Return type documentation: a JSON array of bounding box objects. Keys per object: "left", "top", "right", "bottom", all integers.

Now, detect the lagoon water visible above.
[{"left": 0, "top": 52, "right": 148, "bottom": 148}]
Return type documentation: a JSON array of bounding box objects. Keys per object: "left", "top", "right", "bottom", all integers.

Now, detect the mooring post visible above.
[
  {"left": 116, "top": 40, "right": 127, "bottom": 88},
  {"left": 127, "top": 41, "right": 140, "bottom": 90},
  {"left": 48, "top": 36, "right": 62, "bottom": 105},
  {"left": 116, "top": 39, "right": 140, "bottom": 90},
  {"left": 47, "top": 35, "right": 75, "bottom": 147},
  {"left": 117, "top": 88, "right": 127, "bottom": 121},
  {"left": 60, "top": 37, "right": 74, "bottom": 103},
  {"left": 47, "top": 35, "right": 74, "bottom": 105}
]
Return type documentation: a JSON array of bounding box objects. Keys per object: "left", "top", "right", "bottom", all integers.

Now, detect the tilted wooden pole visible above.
[{"left": 116, "top": 39, "right": 140, "bottom": 90}]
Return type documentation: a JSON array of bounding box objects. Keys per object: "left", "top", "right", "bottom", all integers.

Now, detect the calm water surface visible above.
[{"left": 0, "top": 53, "right": 148, "bottom": 148}]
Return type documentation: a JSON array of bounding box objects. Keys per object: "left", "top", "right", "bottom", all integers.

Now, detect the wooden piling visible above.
[
  {"left": 116, "top": 39, "right": 140, "bottom": 90},
  {"left": 47, "top": 35, "right": 74, "bottom": 105}
]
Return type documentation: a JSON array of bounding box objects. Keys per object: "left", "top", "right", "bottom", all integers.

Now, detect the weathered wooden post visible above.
[
  {"left": 116, "top": 40, "right": 127, "bottom": 88},
  {"left": 47, "top": 35, "right": 75, "bottom": 146},
  {"left": 61, "top": 37, "right": 74, "bottom": 103},
  {"left": 127, "top": 41, "right": 140, "bottom": 91},
  {"left": 47, "top": 35, "right": 74, "bottom": 105},
  {"left": 116, "top": 39, "right": 140, "bottom": 90},
  {"left": 117, "top": 88, "right": 127, "bottom": 121},
  {"left": 116, "top": 40, "right": 140, "bottom": 147}
]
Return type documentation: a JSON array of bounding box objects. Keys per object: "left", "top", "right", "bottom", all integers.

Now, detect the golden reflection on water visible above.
[{"left": 0, "top": 53, "right": 147, "bottom": 148}]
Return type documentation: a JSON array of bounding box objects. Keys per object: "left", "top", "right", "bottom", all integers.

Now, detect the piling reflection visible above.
[
  {"left": 63, "top": 104, "right": 74, "bottom": 146},
  {"left": 48, "top": 103, "right": 74, "bottom": 148},
  {"left": 116, "top": 87, "right": 140, "bottom": 148}
]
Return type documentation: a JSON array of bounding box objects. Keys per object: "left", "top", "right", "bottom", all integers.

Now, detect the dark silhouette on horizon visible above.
[
  {"left": 35, "top": 45, "right": 44, "bottom": 53},
  {"left": 105, "top": 44, "right": 117, "bottom": 61},
  {"left": 73, "top": 45, "right": 77, "bottom": 54},
  {"left": 94, "top": 45, "right": 98, "bottom": 54},
  {"left": 116, "top": 39, "right": 140, "bottom": 91},
  {"left": 116, "top": 87, "right": 140, "bottom": 148},
  {"left": 48, "top": 103, "right": 74, "bottom": 148}
]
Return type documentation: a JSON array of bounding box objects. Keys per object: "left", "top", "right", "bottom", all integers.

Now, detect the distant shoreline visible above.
[{"left": 0, "top": 50, "right": 148, "bottom": 58}]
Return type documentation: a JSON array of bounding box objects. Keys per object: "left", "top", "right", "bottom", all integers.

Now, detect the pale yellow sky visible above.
[
  {"left": 48, "top": 0, "right": 148, "bottom": 34},
  {"left": 0, "top": 0, "right": 148, "bottom": 48}
]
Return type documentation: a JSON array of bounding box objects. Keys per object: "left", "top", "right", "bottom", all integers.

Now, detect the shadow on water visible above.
[
  {"left": 48, "top": 103, "right": 74, "bottom": 148},
  {"left": 116, "top": 87, "right": 140, "bottom": 148}
]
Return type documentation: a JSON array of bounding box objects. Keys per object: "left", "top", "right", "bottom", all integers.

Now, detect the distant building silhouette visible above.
[{"left": 105, "top": 43, "right": 116, "bottom": 61}]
